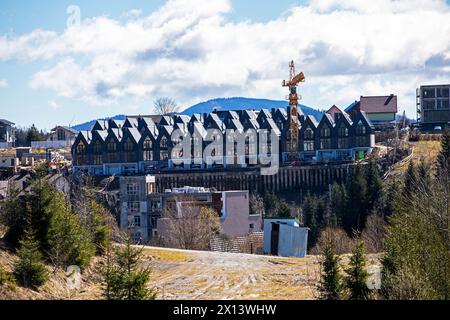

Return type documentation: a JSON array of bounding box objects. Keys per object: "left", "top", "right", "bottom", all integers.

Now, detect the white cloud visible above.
[
  {"left": 1, "top": 0, "right": 450, "bottom": 116},
  {"left": 48, "top": 100, "right": 60, "bottom": 109},
  {"left": 0, "top": 79, "right": 7, "bottom": 88}
]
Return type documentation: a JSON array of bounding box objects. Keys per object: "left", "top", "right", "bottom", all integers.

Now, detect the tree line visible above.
[
  {"left": 0, "top": 167, "right": 155, "bottom": 300},
  {"left": 319, "top": 132, "right": 450, "bottom": 300}
]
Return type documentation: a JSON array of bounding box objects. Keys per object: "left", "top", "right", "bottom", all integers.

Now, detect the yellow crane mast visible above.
[{"left": 282, "top": 60, "right": 305, "bottom": 158}]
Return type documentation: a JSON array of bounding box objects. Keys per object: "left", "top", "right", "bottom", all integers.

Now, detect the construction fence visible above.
[{"left": 210, "top": 232, "right": 264, "bottom": 254}]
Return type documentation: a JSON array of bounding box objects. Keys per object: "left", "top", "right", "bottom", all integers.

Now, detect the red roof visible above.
[
  {"left": 358, "top": 95, "right": 398, "bottom": 114},
  {"left": 326, "top": 105, "right": 342, "bottom": 117}
]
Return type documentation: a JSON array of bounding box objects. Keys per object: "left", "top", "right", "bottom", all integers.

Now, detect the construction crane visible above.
[{"left": 282, "top": 60, "right": 305, "bottom": 158}]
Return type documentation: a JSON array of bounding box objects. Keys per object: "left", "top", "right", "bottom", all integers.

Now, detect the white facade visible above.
[{"left": 263, "top": 218, "right": 308, "bottom": 258}]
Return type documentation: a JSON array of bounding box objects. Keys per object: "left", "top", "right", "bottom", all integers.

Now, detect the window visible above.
[
  {"left": 127, "top": 201, "right": 140, "bottom": 213},
  {"left": 320, "top": 126, "right": 330, "bottom": 138},
  {"left": 123, "top": 138, "right": 136, "bottom": 162},
  {"left": 304, "top": 127, "right": 314, "bottom": 140},
  {"left": 437, "top": 99, "right": 450, "bottom": 109},
  {"left": 304, "top": 141, "right": 314, "bottom": 151},
  {"left": 356, "top": 121, "right": 366, "bottom": 135},
  {"left": 160, "top": 136, "right": 168, "bottom": 148},
  {"left": 131, "top": 232, "right": 141, "bottom": 243},
  {"left": 320, "top": 138, "right": 331, "bottom": 149},
  {"left": 437, "top": 87, "right": 449, "bottom": 98},
  {"left": 107, "top": 140, "right": 117, "bottom": 163},
  {"left": 57, "top": 129, "right": 66, "bottom": 141},
  {"left": 356, "top": 136, "right": 368, "bottom": 147},
  {"left": 143, "top": 137, "right": 153, "bottom": 161},
  {"left": 127, "top": 183, "right": 139, "bottom": 195},
  {"left": 133, "top": 215, "right": 141, "bottom": 227},
  {"left": 107, "top": 140, "right": 117, "bottom": 152},
  {"left": 75, "top": 141, "right": 87, "bottom": 165},
  {"left": 423, "top": 100, "right": 436, "bottom": 110},
  {"left": 92, "top": 141, "right": 102, "bottom": 165},
  {"left": 124, "top": 139, "right": 134, "bottom": 151},
  {"left": 160, "top": 150, "right": 169, "bottom": 161},
  {"left": 76, "top": 141, "right": 86, "bottom": 154},
  {"left": 422, "top": 88, "right": 435, "bottom": 98},
  {"left": 249, "top": 223, "right": 254, "bottom": 229},
  {"left": 338, "top": 124, "right": 348, "bottom": 137}
]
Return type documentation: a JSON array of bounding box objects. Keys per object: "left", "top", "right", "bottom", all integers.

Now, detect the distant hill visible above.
[
  {"left": 73, "top": 97, "right": 324, "bottom": 131},
  {"left": 181, "top": 97, "right": 323, "bottom": 119}
]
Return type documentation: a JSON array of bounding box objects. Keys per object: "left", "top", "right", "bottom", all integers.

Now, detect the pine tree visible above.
[
  {"left": 14, "top": 228, "right": 49, "bottom": 289},
  {"left": 365, "top": 159, "right": 383, "bottom": 213},
  {"left": 330, "top": 183, "right": 347, "bottom": 227},
  {"left": 318, "top": 239, "right": 343, "bottom": 300},
  {"left": 344, "top": 164, "right": 368, "bottom": 235},
  {"left": 303, "top": 193, "right": 320, "bottom": 249},
  {"left": 403, "top": 162, "right": 419, "bottom": 202},
  {"left": 344, "top": 241, "right": 371, "bottom": 300},
  {"left": 47, "top": 192, "right": 95, "bottom": 270},
  {"left": 102, "top": 237, "right": 156, "bottom": 300},
  {"left": 436, "top": 130, "right": 450, "bottom": 181}
]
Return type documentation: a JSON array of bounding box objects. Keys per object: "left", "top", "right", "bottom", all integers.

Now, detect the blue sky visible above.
[{"left": 1, "top": 0, "right": 449, "bottom": 130}]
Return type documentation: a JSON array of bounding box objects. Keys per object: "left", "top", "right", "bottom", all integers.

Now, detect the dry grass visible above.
[
  {"left": 410, "top": 140, "right": 441, "bottom": 164},
  {"left": 1, "top": 244, "right": 381, "bottom": 300}
]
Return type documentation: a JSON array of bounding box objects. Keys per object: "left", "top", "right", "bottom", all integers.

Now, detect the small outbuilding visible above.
[{"left": 263, "top": 218, "right": 309, "bottom": 258}]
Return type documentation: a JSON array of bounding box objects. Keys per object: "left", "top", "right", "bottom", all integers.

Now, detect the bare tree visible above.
[
  {"left": 311, "top": 227, "right": 356, "bottom": 255},
  {"left": 153, "top": 97, "right": 179, "bottom": 115},
  {"left": 159, "top": 199, "right": 221, "bottom": 250},
  {"left": 361, "top": 214, "right": 386, "bottom": 253}
]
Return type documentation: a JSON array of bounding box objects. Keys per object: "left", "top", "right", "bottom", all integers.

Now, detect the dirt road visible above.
[{"left": 140, "top": 247, "right": 321, "bottom": 300}]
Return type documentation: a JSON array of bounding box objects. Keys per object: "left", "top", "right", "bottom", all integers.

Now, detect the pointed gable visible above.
[
  {"left": 204, "top": 113, "right": 225, "bottom": 131},
  {"left": 256, "top": 109, "right": 272, "bottom": 126},
  {"left": 92, "top": 120, "right": 109, "bottom": 131},
  {"left": 123, "top": 117, "right": 139, "bottom": 129}
]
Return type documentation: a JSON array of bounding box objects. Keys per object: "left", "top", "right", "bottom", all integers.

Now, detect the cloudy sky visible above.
[{"left": 1, "top": 0, "right": 450, "bottom": 130}]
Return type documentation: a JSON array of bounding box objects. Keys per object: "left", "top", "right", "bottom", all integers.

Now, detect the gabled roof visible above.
[
  {"left": 51, "top": 126, "right": 78, "bottom": 134},
  {"left": 123, "top": 127, "right": 141, "bottom": 144},
  {"left": 159, "top": 125, "right": 174, "bottom": 138},
  {"left": 272, "top": 108, "right": 288, "bottom": 120},
  {"left": 190, "top": 114, "right": 203, "bottom": 123},
  {"left": 107, "top": 128, "right": 123, "bottom": 142},
  {"left": 303, "top": 115, "right": 319, "bottom": 128},
  {"left": 92, "top": 130, "right": 108, "bottom": 142},
  {"left": 109, "top": 119, "right": 125, "bottom": 129},
  {"left": 348, "top": 95, "right": 398, "bottom": 114},
  {"left": 261, "top": 118, "right": 281, "bottom": 136},
  {"left": 205, "top": 113, "right": 225, "bottom": 130},
  {"left": 358, "top": 111, "right": 375, "bottom": 129},
  {"left": 175, "top": 115, "right": 190, "bottom": 124},
  {"left": 242, "top": 117, "right": 260, "bottom": 131},
  {"left": 140, "top": 125, "right": 158, "bottom": 140},
  {"left": 190, "top": 121, "right": 207, "bottom": 138},
  {"left": 320, "top": 113, "right": 335, "bottom": 127},
  {"left": 228, "top": 118, "right": 244, "bottom": 133},
  {"left": 326, "top": 105, "right": 342, "bottom": 118},
  {"left": 80, "top": 131, "right": 92, "bottom": 142},
  {"left": 159, "top": 116, "right": 174, "bottom": 126},
  {"left": 124, "top": 117, "right": 139, "bottom": 128},
  {"left": 0, "top": 119, "right": 15, "bottom": 126},
  {"left": 92, "top": 120, "right": 109, "bottom": 131}
]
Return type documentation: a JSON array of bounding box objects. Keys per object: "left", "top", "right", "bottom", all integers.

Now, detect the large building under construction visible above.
[{"left": 72, "top": 106, "right": 375, "bottom": 177}]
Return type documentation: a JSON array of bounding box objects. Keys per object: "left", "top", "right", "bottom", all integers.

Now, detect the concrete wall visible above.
[
  {"left": 220, "top": 191, "right": 262, "bottom": 237},
  {"left": 277, "top": 224, "right": 308, "bottom": 258},
  {"left": 263, "top": 219, "right": 308, "bottom": 258}
]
